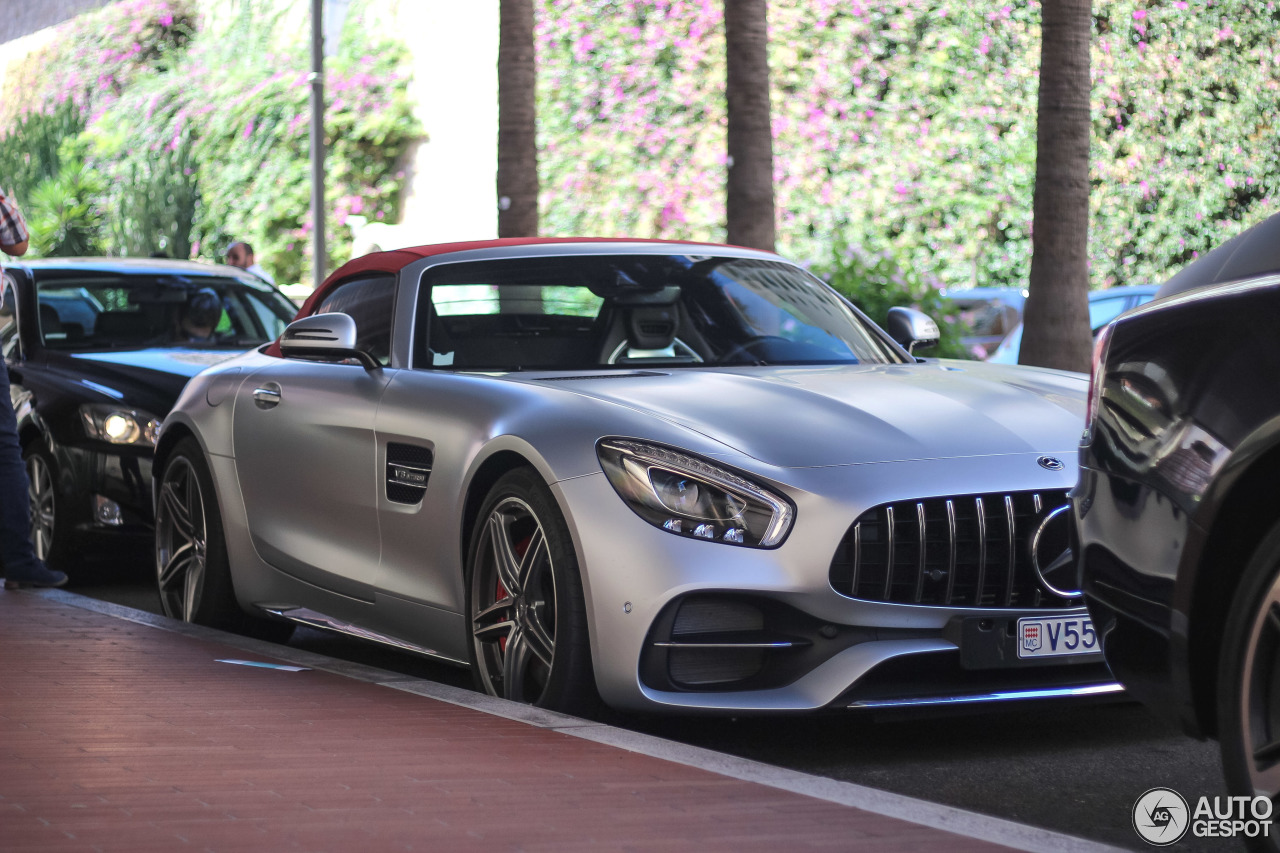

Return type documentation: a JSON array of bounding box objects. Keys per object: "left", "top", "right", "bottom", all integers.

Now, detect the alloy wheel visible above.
[
  {"left": 155, "top": 456, "right": 208, "bottom": 621},
  {"left": 1238, "top": 571, "right": 1280, "bottom": 801},
  {"left": 470, "top": 496, "right": 558, "bottom": 703},
  {"left": 25, "top": 454, "right": 55, "bottom": 561}
]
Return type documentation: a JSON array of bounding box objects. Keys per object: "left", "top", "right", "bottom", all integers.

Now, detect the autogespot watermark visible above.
[{"left": 1132, "top": 787, "right": 1274, "bottom": 845}]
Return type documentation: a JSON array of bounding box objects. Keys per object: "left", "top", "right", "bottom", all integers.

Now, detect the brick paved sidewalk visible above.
[{"left": 0, "top": 589, "right": 1102, "bottom": 852}]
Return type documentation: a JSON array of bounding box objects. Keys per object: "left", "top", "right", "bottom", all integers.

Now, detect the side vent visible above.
[{"left": 386, "top": 443, "right": 434, "bottom": 505}]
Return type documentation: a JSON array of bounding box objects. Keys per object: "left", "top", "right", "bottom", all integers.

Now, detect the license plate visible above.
[{"left": 1016, "top": 614, "right": 1099, "bottom": 659}]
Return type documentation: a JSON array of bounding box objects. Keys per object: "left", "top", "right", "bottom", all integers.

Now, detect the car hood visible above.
[
  {"left": 42, "top": 348, "right": 245, "bottom": 413},
  {"left": 531, "top": 361, "right": 1087, "bottom": 468}
]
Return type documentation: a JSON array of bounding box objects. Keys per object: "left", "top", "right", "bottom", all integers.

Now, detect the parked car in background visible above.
[
  {"left": 1, "top": 258, "right": 297, "bottom": 574},
  {"left": 986, "top": 285, "right": 1158, "bottom": 365},
  {"left": 938, "top": 286, "right": 1027, "bottom": 359},
  {"left": 156, "top": 237, "right": 1117, "bottom": 716},
  {"left": 1076, "top": 269, "right": 1280, "bottom": 815}
]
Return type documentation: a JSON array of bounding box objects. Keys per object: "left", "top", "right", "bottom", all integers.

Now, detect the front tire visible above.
[
  {"left": 155, "top": 437, "right": 292, "bottom": 642},
  {"left": 1218, "top": 519, "right": 1280, "bottom": 850},
  {"left": 23, "top": 445, "right": 75, "bottom": 572},
  {"left": 466, "top": 467, "right": 599, "bottom": 716}
]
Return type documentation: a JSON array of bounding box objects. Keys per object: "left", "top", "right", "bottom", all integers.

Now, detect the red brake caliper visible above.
[{"left": 496, "top": 534, "right": 533, "bottom": 652}]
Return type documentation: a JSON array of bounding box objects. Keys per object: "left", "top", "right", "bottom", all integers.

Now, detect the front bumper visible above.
[
  {"left": 1075, "top": 464, "right": 1199, "bottom": 733},
  {"left": 57, "top": 443, "right": 155, "bottom": 541},
  {"left": 556, "top": 453, "right": 1118, "bottom": 713}
]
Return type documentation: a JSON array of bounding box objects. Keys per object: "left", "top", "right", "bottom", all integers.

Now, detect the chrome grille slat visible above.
[
  {"left": 944, "top": 499, "right": 957, "bottom": 603},
  {"left": 883, "top": 506, "right": 896, "bottom": 600},
  {"left": 973, "top": 496, "right": 986, "bottom": 606},
  {"left": 914, "top": 502, "right": 927, "bottom": 603},
  {"left": 1003, "top": 495, "right": 1016, "bottom": 607},
  {"left": 850, "top": 522, "right": 862, "bottom": 597},
  {"left": 829, "top": 490, "right": 1072, "bottom": 610}
]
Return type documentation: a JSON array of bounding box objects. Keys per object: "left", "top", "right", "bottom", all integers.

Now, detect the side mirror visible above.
[
  {"left": 279, "top": 312, "right": 379, "bottom": 370},
  {"left": 886, "top": 307, "right": 940, "bottom": 354}
]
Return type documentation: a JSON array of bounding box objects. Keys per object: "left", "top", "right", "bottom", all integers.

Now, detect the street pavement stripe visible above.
[{"left": 38, "top": 588, "right": 1124, "bottom": 853}]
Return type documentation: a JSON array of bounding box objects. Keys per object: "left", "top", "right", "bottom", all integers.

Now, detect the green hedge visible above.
[
  {"left": 1, "top": 0, "right": 419, "bottom": 283},
  {"left": 535, "top": 0, "right": 1279, "bottom": 293}
]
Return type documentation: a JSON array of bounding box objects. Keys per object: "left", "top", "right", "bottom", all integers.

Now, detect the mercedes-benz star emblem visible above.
[
  {"left": 1031, "top": 505, "right": 1080, "bottom": 597},
  {"left": 1037, "top": 456, "right": 1064, "bottom": 471}
]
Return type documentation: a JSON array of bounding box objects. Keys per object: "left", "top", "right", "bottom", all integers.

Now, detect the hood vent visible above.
[{"left": 534, "top": 371, "right": 668, "bottom": 382}]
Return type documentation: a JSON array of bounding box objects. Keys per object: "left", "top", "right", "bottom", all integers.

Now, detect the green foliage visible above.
[
  {"left": 0, "top": 0, "right": 196, "bottom": 128},
  {"left": 815, "top": 241, "right": 969, "bottom": 359},
  {"left": 100, "top": 128, "right": 199, "bottom": 259},
  {"left": 26, "top": 140, "right": 105, "bottom": 258},
  {"left": 1, "top": 0, "right": 419, "bottom": 284},
  {"left": 536, "top": 0, "right": 1280, "bottom": 293},
  {"left": 0, "top": 100, "right": 86, "bottom": 214},
  {"left": 1090, "top": 0, "right": 1280, "bottom": 286}
]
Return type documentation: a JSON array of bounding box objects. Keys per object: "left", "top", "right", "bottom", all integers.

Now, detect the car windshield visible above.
[
  {"left": 417, "top": 254, "right": 906, "bottom": 371},
  {"left": 32, "top": 271, "right": 297, "bottom": 350}
]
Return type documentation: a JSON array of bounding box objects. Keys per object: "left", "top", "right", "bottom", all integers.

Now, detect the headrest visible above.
[{"left": 627, "top": 305, "right": 678, "bottom": 350}]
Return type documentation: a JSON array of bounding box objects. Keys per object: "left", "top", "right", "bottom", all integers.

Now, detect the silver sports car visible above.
[{"left": 155, "top": 238, "right": 1119, "bottom": 715}]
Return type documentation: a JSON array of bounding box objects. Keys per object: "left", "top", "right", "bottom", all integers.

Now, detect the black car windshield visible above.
[
  {"left": 416, "top": 255, "right": 906, "bottom": 371},
  {"left": 33, "top": 271, "right": 296, "bottom": 350}
]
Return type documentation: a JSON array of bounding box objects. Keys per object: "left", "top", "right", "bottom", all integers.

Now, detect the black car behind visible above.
[
  {"left": 2, "top": 258, "right": 296, "bottom": 574},
  {"left": 1076, "top": 267, "right": 1280, "bottom": 813}
]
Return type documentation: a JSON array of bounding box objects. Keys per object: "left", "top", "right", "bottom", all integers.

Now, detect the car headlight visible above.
[
  {"left": 79, "top": 404, "right": 161, "bottom": 447},
  {"left": 597, "top": 439, "right": 794, "bottom": 548}
]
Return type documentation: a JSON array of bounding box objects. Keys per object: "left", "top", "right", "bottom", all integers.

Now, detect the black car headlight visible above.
[
  {"left": 79, "top": 404, "right": 161, "bottom": 447},
  {"left": 597, "top": 439, "right": 794, "bottom": 548}
]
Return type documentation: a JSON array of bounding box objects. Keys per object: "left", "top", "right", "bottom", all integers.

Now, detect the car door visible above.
[{"left": 232, "top": 274, "right": 397, "bottom": 600}]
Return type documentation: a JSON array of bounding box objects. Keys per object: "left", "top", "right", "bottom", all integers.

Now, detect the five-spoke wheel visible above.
[
  {"left": 153, "top": 437, "right": 292, "bottom": 642},
  {"left": 467, "top": 468, "right": 597, "bottom": 715},
  {"left": 155, "top": 452, "right": 210, "bottom": 621}
]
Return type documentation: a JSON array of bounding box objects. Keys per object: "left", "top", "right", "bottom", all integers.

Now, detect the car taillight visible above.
[{"left": 1084, "top": 322, "right": 1115, "bottom": 441}]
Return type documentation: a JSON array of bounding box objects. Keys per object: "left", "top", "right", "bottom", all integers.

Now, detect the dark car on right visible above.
[{"left": 1076, "top": 260, "right": 1280, "bottom": 815}]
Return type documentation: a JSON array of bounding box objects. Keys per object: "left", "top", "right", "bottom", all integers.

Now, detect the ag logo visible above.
[{"left": 1132, "top": 787, "right": 1190, "bottom": 846}]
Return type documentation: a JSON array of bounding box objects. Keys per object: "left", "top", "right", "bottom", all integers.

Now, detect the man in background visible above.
[
  {"left": 224, "top": 240, "right": 276, "bottom": 285},
  {"left": 1, "top": 188, "right": 68, "bottom": 589}
]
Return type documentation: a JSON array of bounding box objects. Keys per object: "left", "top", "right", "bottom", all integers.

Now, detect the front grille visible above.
[{"left": 829, "top": 490, "right": 1073, "bottom": 608}]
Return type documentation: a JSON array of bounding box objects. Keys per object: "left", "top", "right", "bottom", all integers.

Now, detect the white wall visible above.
[
  {"left": 352, "top": 0, "right": 498, "bottom": 254},
  {"left": 2, "top": 0, "right": 501, "bottom": 255}
]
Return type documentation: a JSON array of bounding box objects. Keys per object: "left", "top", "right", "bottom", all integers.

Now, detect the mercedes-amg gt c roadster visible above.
[{"left": 154, "top": 238, "right": 1119, "bottom": 715}]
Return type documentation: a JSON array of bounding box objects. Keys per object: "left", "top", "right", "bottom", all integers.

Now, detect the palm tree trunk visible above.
[
  {"left": 1019, "top": 0, "right": 1093, "bottom": 372},
  {"left": 725, "top": 0, "right": 775, "bottom": 252},
  {"left": 497, "top": 0, "right": 538, "bottom": 238}
]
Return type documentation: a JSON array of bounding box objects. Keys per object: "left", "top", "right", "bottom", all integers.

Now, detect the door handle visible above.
[{"left": 252, "top": 383, "right": 282, "bottom": 409}]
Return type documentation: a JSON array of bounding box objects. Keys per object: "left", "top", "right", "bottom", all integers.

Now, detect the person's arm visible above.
[{"left": 0, "top": 191, "right": 30, "bottom": 257}]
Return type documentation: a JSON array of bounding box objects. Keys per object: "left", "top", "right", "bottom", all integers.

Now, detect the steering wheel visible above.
[{"left": 717, "top": 335, "right": 791, "bottom": 364}]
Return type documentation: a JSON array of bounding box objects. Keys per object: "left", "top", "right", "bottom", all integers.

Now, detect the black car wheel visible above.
[
  {"left": 23, "top": 445, "right": 75, "bottom": 572},
  {"left": 155, "top": 437, "right": 292, "bottom": 642},
  {"left": 1219, "top": 519, "right": 1280, "bottom": 847},
  {"left": 466, "top": 467, "right": 598, "bottom": 716}
]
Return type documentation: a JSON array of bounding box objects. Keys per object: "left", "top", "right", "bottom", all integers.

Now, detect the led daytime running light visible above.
[{"left": 597, "top": 439, "right": 794, "bottom": 548}]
